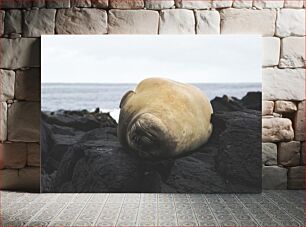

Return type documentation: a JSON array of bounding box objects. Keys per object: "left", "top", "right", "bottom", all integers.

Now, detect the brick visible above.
[
  {"left": 159, "top": 9, "right": 195, "bottom": 34},
  {"left": 253, "top": 0, "right": 284, "bottom": 8},
  {"left": 0, "top": 102, "right": 7, "bottom": 142},
  {"left": 195, "top": 10, "right": 220, "bottom": 34},
  {"left": 91, "top": 0, "right": 108, "bottom": 8},
  {"left": 262, "top": 166, "right": 287, "bottom": 189},
  {"left": 278, "top": 141, "right": 301, "bottom": 166},
  {"left": 294, "top": 101, "right": 305, "bottom": 141},
  {"left": 280, "top": 37, "right": 305, "bottom": 68},
  {"left": 262, "top": 68, "right": 305, "bottom": 101},
  {"left": 56, "top": 8, "right": 107, "bottom": 34},
  {"left": 4, "top": 9, "right": 22, "bottom": 34},
  {"left": 262, "top": 101, "right": 274, "bottom": 115},
  {"left": 8, "top": 102, "right": 40, "bottom": 142},
  {"left": 15, "top": 68, "right": 41, "bottom": 101},
  {"left": 145, "top": 0, "right": 175, "bottom": 9},
  {"left": 46, "top": 0, "right": 70, "bottom": 8},
  {"left": 276, "top": 9, "right": 305, "bottom": 37},
  {"left": 232, "top": 0, "right": 253, "bottom": 8},
  {"left": 27, "top": 143, "right": 40, "bottom": 167},
  {"left": 262, "top": 143, "right": 277, "bottom": 165},
  {"left": 274, "top": 101, "right": 297, "bottom": 113},
  {"left": 0, "top": 38, "right": 40, "bottom": 69},
  {"left": 288, "top": 166, "right": 304, "bottom": 189},
  {"left": 109, "top": 0, "right": 144, "bottom": 8},
  {"left": 220, "top": 8, "right": 276, "bottom": 36},
  {"left": 71, "top": 0, "right": 91, "bottom": 7},
  {"left": 0, "top": 69, "right": 15, "bottom": 102},
  {"left": 23, "top": 9, "right": 56, "bottom": 37},
  {"left": 262, "top": 37, "right": 280, "bottom": 67},
  {"left": 284, "top": 0, "right": 304, "bottom": 8},
  {"left": 108, "top": 10, "right": 159, "bottom": 34},
  {"left": 262, "top": 117, "right": 294, "bottom": 142},
  {"left": 0, "top": 142, "right": 27, "bottom": 169},
  {"left": 175, "top": 0, "right": 212, "bottom": 9}
]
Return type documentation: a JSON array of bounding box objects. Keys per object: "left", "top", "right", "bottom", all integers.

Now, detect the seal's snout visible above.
[{"left": 127, "top": 113, "right": 167, "bottom": 159}]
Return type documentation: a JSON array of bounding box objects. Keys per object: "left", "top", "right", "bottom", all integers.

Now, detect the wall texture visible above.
[{"left": 0, "top": 0, "right": 305, "bottom": 192}]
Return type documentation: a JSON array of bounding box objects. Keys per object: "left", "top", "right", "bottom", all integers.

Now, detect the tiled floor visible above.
[{"left": 1, "top": 190, "right": 304, "bottom": 226}]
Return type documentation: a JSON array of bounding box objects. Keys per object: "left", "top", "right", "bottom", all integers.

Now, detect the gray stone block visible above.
[
  {"left": 0, "top": 10, "right": 4, "bottom": 35},
  {"left": 262, "top": 166, "right": 287, "bottom": 189},
  {"left": 0, "top": 38, "right": 40, "bottom": 69},
  {"left": 27, "top": 143, "right": 40, "bottom": 167},
  {"left": 262, "top": 143, "right": 277, "bottom": 166},
  {"left": 8, "top": 102, "right": 40, "bottom": 142},
  {"left": 56, "top": 8, "right": 107, "bottom": 34},
  {"left": 4, "top": 9, "right": 22, "bottom": 34},
  {"left": 0, "top": 69, "right": 15, "bottom": 102},
  {"left": 0, "top": 102, "right": 7, "bottom": 142},
  {"left": 145, "top": 0, "right": 174, "bottom": 9},
  {"left": 15, "top": 68, "right": 41, "bottom": 101},
  {"left": 23, "top": 9, "right": 56, "bottom": 37},
  {"left": 71, "top": 0, "right": 91, "bottom": 7},
  {"left": 288, "top": 166, "right": 304, "bottom": 189},
  {"left": 0, "top": 142, "right": 27, "bottom": 169},
  {"left": 91, "top": 0, "right": 108, "bottom": 8},
  {"left": 278, "top": 141, "right": 301, "bottom": 167},
  {"left": 109, "top": 0, "right": 144, "bottom": 9}
]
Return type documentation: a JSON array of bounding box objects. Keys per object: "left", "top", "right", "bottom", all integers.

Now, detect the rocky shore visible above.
[{"left": 41, "top": 92, "right": 262, "bottom": 193}]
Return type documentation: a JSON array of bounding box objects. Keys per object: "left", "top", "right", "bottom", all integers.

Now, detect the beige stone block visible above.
[
  {"left": 108, "top": 10, "right": 159, "bottom": 34},
  {"left": 262, "top": 101, "right": 274, "bottom": 115},
  {"left": 276, "top": 9, "right": 305, "bottom": 37},
  {"left": 109, "top": 0, "right": 144, "bottom": 8},
  {"left": 284, "top": 0, "right": 304, "bottom": 8},
  {"left": 56, "top": 8, "right": 107, "bottom": 34},
  {"left": 278, "top": 141, "right": 301, "bottom": 166},
  {"left": 262, "top": 117, "right": 294, "bottom": 142},
  {"left": 0, "top": 102, "right": 7, "bottom": 142},
  {"left": 175, "top": 0, "right": 212, "bottom": 9},
  {"left": 232, "top": 0, "right": 253, "bottom": 8},
  {"left": 0, "top": 142, "right": 27, "bottom": 169},
  {"left": 294, "top": 101, "right": 305, "bottom": 141},
  {"left": 15, "top": 68, "right": 41, "bottom": 101},
  {"left": 220, "top": 8, "right": 276, "bottom": 36},
  {"left": 262, "top": 166, "right": 287, "bottom": 189},
  {"left": 0, "top": 167, "right": 40, "bottom": 192},
  {"left": 262, "top": 68, "right": 305, "bottom": 101},
  {"left": 195, "top": 10, "right": 220, "bottom": 34},
  {"left": 0, "top": 38, "right": 40, "bottom": 69},
  {"left": 288, "top": 166, "right": 304, "bottom": 189},
  {"left": 280, "top": 37, "right": 305, "bottom": 68},
  {"left": 274, "top": 101, "right": 297, "bottom": 113},
  {"left": 23, "top": 9, "right": 56, "bottom": 37},
  {"left": 8, "top": 102, "right": 40, "bottom": 142},
  {"left": 262, "top": 143, "right": 277, "bottom": 165},
  {"left": 253, "top": 0, "right": 284, "bottom": 8},
  {"left": 212, "top": 0, "right": 233, "bottom": 8},
  {"left": 262, "top": 37, "right": 280, "bottom": 67},
  {"left": 145, "top": 0, "right": 175, "bottom": 9},
  {"left": 91, "top": 0, "right": 108, "bottom": 8},
  {"left": 27, "top": 143, "right": 40, "bottom": 167},
  {"left": 0, "top": 69, "right": 15, "bottom": 102},
  {"left": 159, "top": 9, "right": 195, "bottom": 34}
]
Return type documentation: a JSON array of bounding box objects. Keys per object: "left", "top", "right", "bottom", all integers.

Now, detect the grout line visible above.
[
  {"left": 187, "top": 194, "right": 199, "bottom": 226},
  {"left": 201, "top": 194, "right": 220, "bottom": 226},
  {"left": 93, "top": 193, "right": 110, "bottom": 226},
  {"left": 114, "top": 193, "right": 126, "bottom": 226}
]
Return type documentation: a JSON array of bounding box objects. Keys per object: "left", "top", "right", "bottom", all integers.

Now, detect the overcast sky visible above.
[{"left": 42, "top": 35, "right": 261, "bottom": 84}]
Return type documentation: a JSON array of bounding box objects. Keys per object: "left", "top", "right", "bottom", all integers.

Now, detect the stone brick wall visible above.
[{"left": 0, "top": 0, "right": 305, "bottom": 192}]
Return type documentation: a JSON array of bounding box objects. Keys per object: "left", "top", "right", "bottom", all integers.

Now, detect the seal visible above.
[{"left": 117, "top": 78, "right": 213, "bottom": 159}]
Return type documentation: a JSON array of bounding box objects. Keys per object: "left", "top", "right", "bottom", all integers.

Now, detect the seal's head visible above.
[{"left": 126, "top": 113, "right": 175, "bottom": 159}]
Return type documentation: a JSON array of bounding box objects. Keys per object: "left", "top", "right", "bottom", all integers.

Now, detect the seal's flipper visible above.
[{"left": 119, "top": 90, "right": 135, "bottom": 108}]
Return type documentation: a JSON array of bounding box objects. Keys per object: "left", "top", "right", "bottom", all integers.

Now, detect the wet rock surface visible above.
[{"left": 41, "top": 92, "right": 262, "bottom": 193}]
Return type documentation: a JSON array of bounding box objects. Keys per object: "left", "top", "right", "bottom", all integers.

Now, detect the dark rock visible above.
[
  {"left": 41, "top": 93, "right": 262, "bottom": 193},
  {"left": 241, "top": 91, "right": 262, "bottom": 110}
]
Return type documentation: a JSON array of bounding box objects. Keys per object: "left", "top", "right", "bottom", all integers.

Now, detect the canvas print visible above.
[{"left": 41, "top": 35, "right": 262, "bottom": 193}]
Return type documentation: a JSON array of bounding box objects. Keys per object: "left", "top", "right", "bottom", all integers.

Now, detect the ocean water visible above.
[{"left": 42, "top": 83, "right": 261, "bottom": 120}]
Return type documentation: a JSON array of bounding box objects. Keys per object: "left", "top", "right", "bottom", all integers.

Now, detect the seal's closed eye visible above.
[{"left": 119, "top": 90, "right": 135, "bottom": 108}]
